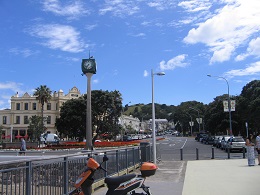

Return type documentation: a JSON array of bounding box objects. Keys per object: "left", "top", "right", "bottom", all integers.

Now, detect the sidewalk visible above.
[
  {"left": 94, "top": 158, "right": 259, "bottom": 195},
  {"left": 183, "top": 159, "right": 259, "bottom": 195}
]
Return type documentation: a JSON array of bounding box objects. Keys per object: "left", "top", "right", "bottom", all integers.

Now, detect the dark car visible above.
[
  {"left": 123, "top": 135, "right": 132, "bottom": 141},
  {"left": 199, "top": 134, "right": 208, "bottom": 143},
  {"left": 195, "top": 133, "right": 208, "bottom": 141},
  {"left": 204, "top": 136, "right": 215, "bottom": 145},
  {"left": 213, "top": 136, "right": 223, "bottom": 147}
]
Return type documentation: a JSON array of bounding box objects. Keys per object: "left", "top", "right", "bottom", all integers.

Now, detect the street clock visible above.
[{"left": 81, "top": 59, "right": 97, "bottom": 74}]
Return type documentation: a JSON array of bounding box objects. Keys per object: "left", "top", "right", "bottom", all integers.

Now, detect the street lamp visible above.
[
  {"left": 186, "top": 112, "right": 193, "bottom": 136},
  {"left": 189, "top": 107, "right": 201, "bottom": 132},
  {"left": 151, "top": 69, "right": 165, "bottom": 164},
  {"left": 207, "top": 74, "right": 232, "bottom": 135}
]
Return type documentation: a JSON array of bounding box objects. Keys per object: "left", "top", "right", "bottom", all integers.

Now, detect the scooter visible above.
[{"left": 69, "top": 155, "right": 157, "bottom": 195}]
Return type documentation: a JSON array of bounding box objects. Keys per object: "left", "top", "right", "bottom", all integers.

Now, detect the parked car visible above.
[
  {"left": 225, "top": 137, "right": 246, "bottom": 152},
  {"left": 195, "top": 133, "right": 208, "bottom": 141},
  {"left": 220, "top": 136, "right": 231, "bottom": 150},
  {"left": 131, "top": 134, "right": 139, "bottom": 140},
  {"left": 213, "top": 136, "right": 223, "bottom": 147},
  {"left": 199, "top": 134, "right": 208, "bottom": 143},
  {"left": 204, "top": 136, "right": 215, "bottom": 145},
  {"left": 123, "top": 135, "right": 132, "bottom": 141}
]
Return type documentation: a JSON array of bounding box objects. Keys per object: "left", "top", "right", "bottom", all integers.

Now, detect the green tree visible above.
[
  {"left": 27, "top": 115, "right": 46, "bottom": 142},
  {"left": 236, "top": 80, "right": 260, "bottom": 135},
  {"left": 92, "top": 90, "right": 123, "bottom": 141},
  {"left": 56, "top": 90, "right": 123, "bottom": 142},
  {"left": 56, "top": 97, "right": 86, "bottom": 139},
  {"left": 33, "top": 85, "right": 52, "bottom": 133}
]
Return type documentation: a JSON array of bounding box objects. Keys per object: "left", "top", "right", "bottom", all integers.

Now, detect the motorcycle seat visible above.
[{"left": 105, "top": 174, "right": 136, "bottom": 185}]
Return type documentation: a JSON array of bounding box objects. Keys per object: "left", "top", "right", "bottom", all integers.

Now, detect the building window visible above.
[
  {"left": 16, "top": 116, "right": 20, "bottom": 124},
  {"left": 20, "top": 129, "right": 26, "bottom": 136},
  {"left": 56, "top": 103, "right": 58, "bottom": 110},
  {"left": 3, "top": 116, "right": 7, "bottom": 124},
  {"left": 47, "top": 116, "right": 51, "bottom": 124},
  {"left": 24, "top": 103, "right": 29, "bottom": 110},
  {"left": 47, "top": 103, "right": 51, "bottom": 110},
  {"left": 16, "top": 103, "right": 20, "bottom": 110},
  {"left": 24, "top": 116, "right": 29, "bottom": 124},
  {"left": 33, "top": 103, "right": 37, "bottom": 110}
]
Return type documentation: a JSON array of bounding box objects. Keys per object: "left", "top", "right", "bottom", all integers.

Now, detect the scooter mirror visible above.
[{"left": 103, "top": 155, "right": 109, "bottom": 162}]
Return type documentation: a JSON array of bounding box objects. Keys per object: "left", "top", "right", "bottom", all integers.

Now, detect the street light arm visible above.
[
  {"left": 207, "top": 74, "right": 232, "bottom": 134},
  {"left": 207, "top": 74, "right": 229, "bottom": 96}
]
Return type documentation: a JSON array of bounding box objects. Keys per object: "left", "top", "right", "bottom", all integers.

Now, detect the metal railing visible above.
[{"left": 0, "top": 145, "right": 152, "bottom": 195}]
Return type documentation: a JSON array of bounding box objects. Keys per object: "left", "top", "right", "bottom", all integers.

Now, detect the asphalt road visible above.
[
  {"left": 157, "top": 135, "right": 246, "bottom": 161},
  {"left": 0, "top": 135, "right": 245, "bottom": 162}
]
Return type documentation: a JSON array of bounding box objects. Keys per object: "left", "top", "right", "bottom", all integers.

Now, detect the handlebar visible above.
[{"left": 99, "top": 165, "right": 107, "bottom": 172}]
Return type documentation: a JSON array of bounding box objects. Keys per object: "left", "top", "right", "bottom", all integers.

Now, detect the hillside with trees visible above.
[
  {"left": 55, "top": 80, "right": 260, "bottom": 140},
  {"left": 124, "top": 80, "right": 260, "bottom": 136}
]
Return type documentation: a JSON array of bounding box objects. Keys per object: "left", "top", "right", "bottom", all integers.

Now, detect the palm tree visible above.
[{"left": 33, "top": 85, "right": 52, "bottom": 134}]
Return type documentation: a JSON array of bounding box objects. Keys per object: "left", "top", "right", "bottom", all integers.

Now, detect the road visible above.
[
  {"left": 156, "top": 135, "right": 246, "bottom": 161},
  {"left": 0, "top": 135, "right": 245, "bottom": 162}
]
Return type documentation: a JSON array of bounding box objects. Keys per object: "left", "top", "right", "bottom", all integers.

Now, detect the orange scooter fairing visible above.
[
  {"left": 87, "top": 158, "right": 100, "bottom": 169},
  {"left": 74, "top": 158, "right": 100, "bottom": 188},
  {"left": 140, "top": 162, "right": 158, "bottom": 177}
]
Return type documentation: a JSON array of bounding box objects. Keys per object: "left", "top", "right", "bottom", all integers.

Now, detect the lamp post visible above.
[
  {"left": 207, "top": 74, "right": 232, "bottom": 135},
  {"left": 189, "top": 107, "right": 201, "bottom": 132},
  {"left": 186, "top": 112, "right": 193, "bottom": 136},
  {"left": 151, "top": 69, "right": 165, "bottom": 164}
]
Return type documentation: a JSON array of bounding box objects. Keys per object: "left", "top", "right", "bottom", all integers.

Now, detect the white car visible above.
[
  {"left": 225, "top": 137, "right": 246, "bottom": 152},
  {"left": 220, "top": 136, "right": 231, "bottom": 150},
  {"left": 131, "top": 134, "right": 139, "bottom": 140}
]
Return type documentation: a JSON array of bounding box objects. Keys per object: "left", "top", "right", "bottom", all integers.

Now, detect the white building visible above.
[
  {"left": 0, "top": 87, "right": 81, "bottom": 140},
  {"left": 148, "top": 118, "right": 168, "bottom": 132},
  {"left": 119, "top": 115, "right": 140, "bottom": 133}
]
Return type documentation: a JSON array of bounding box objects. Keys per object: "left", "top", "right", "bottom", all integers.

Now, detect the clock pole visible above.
[
  {"left": 81, "top": 57, "right": 97, "bottom": 151},
  {"left": 86, "top": 73, "right": 93, "bottom": 150}
]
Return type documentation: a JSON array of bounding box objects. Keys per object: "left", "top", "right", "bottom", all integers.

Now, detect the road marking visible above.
[{"left": 181, "top": 139, "right": 188, "bottom": 148}]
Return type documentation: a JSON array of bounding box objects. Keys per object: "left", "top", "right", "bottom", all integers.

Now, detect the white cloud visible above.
[
  {"left": 224, "top": 61, "right": 260, "bottom": 77},
  {"left": 0, "top": 82, "right": 23, "bottom": 92},
  {"left": 178, "top": 0, "right": 212, "bottom": 12},
  {"left": 42, "top": 0, "right": 88, "bottom": 19},
  {"left": 183, "top": 0, "right": 260, "bottom": 64},
  {"left": 29, "top": 24, "right": 86, "bottom": 53},
  {"left": 85, "top": 24, "right": 98, "bottom": 31},
  {"left": 143, "top": 70, "right": 149, "bottom": 77},
  {"left": 93, "top": 79, "right": 99, "bottom": 84},
  {"left": 132, "top": 33, "right": 146, "bottom": 37},
  {"left": 236, "top": 37, "right": 260, "bottom": 61},
  {"left": 0, "top": 82, "right": 25, "bottom": 109},
  {"left": 99, "top": 0, "right": 140, "bottom": 17},
  {"left": 8, "top": 48, "right": 40, "bottom": 57},
  {"left": 159, "top": 54, "right": 188, "bottom": 71},
  {"left": 147, "top": 1, "right": 176, "bottom": 11}
]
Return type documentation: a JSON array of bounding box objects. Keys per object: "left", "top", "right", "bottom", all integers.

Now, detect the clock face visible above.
[
  {"left": 82, "top": 59, "right": 96, "bottom": 74},
  {"left": 84, "top": 61, "right": 92, "bottom": 69}
]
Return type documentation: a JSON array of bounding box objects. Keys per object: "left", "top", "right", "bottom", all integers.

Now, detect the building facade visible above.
[
  {"left": 119, "top": 115, "right": 141, "bottom": 133},
  {"left": 0, "top": 87, "right": 81, "bottom": 140}
]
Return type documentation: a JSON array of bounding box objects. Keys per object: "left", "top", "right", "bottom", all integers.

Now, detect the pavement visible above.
[{"left": 93, "top": 158, "right": 260, "bottom": 195}]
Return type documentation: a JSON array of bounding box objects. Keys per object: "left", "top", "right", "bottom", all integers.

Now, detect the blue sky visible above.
[{"left": 1, "top": 0, "right": 260, "bottom": 110}]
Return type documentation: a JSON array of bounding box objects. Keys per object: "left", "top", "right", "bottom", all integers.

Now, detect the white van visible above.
[{"left": 40, "top": 133, "right": 60, "bottom": 144}]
